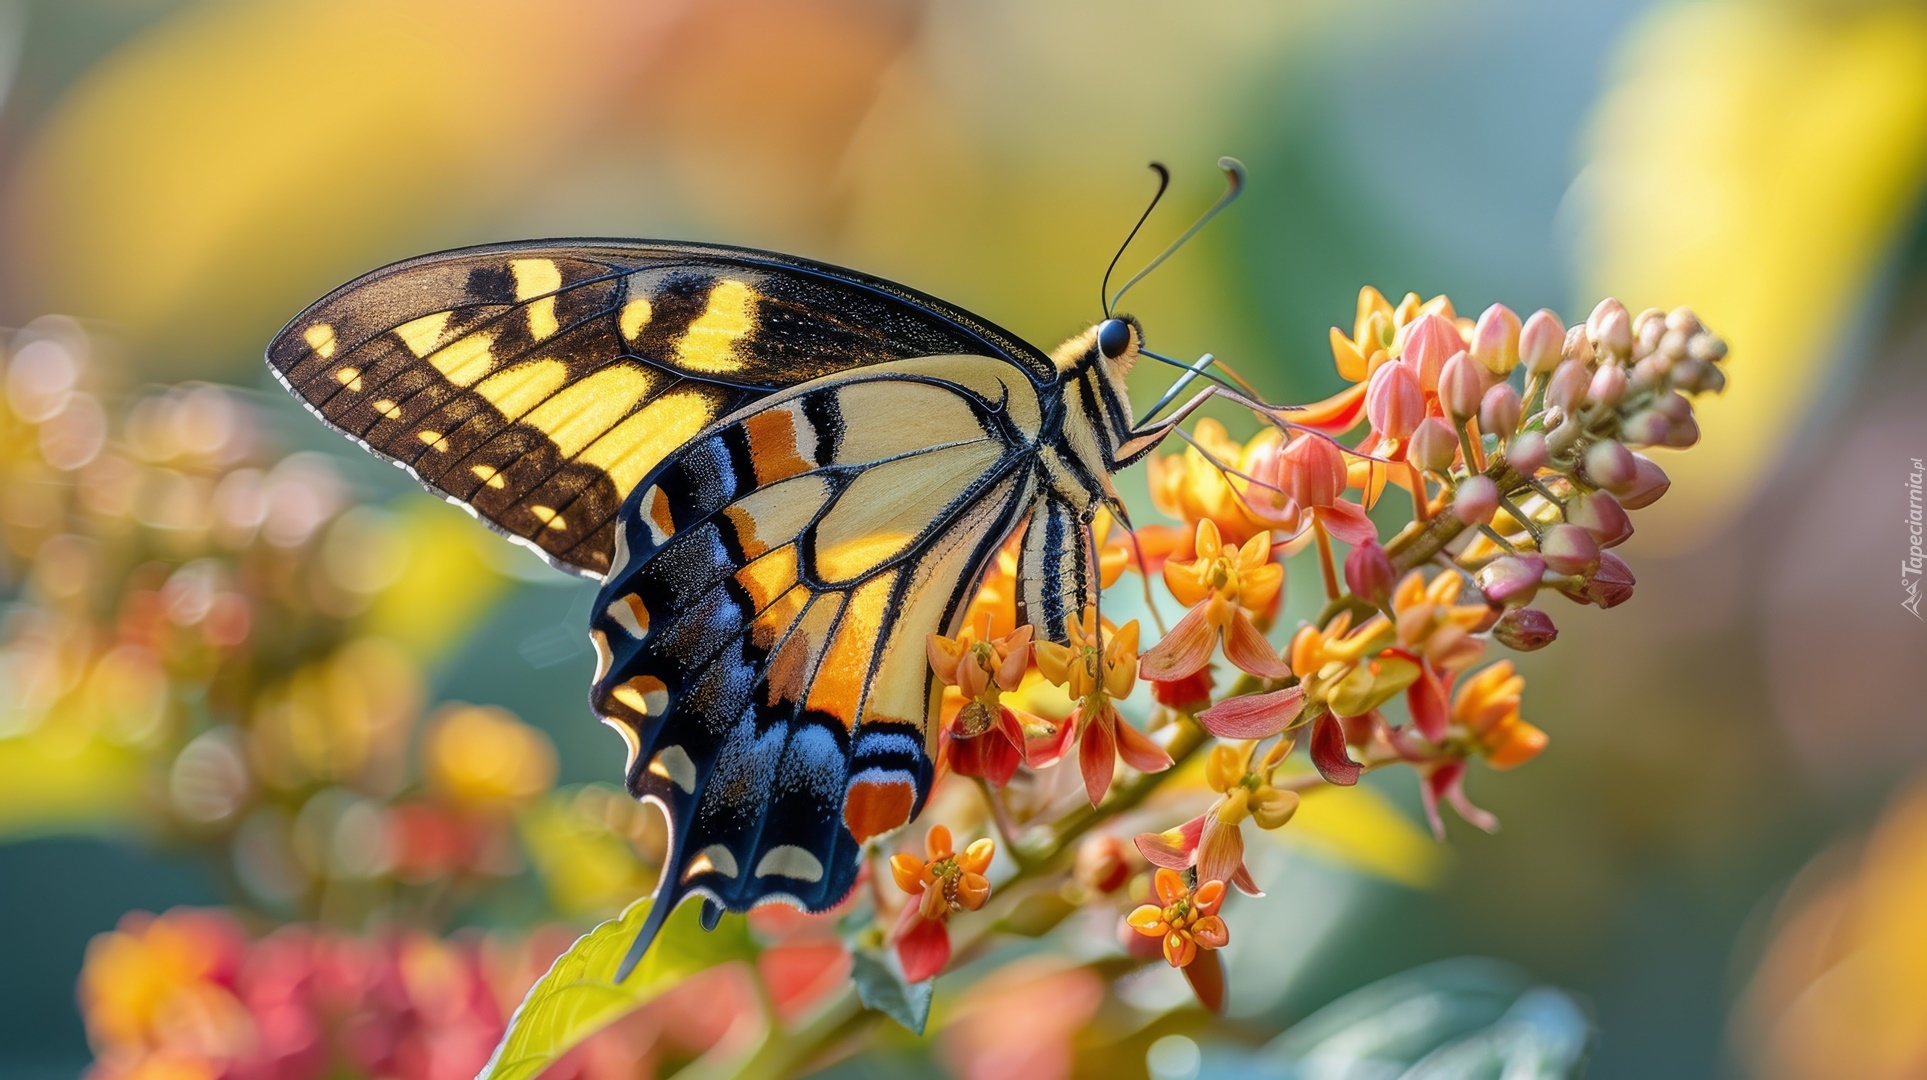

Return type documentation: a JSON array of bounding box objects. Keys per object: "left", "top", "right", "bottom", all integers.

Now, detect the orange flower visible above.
[
  {"left": 1140, "top": 519, "right": 1289, "bottom": 682},
  {"left": 1033, "top": 609, "right": 1171, "bottom": 806},
  {"left": 890, "top": 824, "right": 996, "bottom": 982},
  {"left": 1125, "top": 869, "right": 1230, "bottom": 969},
  {"left": 1450, "top": 661, "right": 1546, "bottom": 769},
  {"left": 1146, "top": 418, "right": 1275, "bottom": 545},
  {"left": 928, "top": 622, "right": 1045, "bottom": 787}
]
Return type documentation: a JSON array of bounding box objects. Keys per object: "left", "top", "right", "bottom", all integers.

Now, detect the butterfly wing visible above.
[
  {"left": 265, "top": 239, "right": 1056, "bottom": 578},
  {"left": 590, "top": 355, "right": 1046, "bottom": 968}
]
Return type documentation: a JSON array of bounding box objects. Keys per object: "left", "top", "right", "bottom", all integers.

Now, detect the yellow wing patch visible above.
[{"left": 676, "top": 278, "right": 756, "bottom": 373}]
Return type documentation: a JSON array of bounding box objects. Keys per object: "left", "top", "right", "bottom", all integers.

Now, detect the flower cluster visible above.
[{"left": 882, "top": 288, "right": 1725, "bottom": 1016}]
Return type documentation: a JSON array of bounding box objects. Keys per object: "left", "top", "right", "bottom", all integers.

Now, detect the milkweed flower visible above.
[
  {"left": 890, "top": 824, "right": 995, "bottom": 983},
  {"left": 1034, "top": 609, "right": 1171, "bottom": 806},
  {"left": 1146, "top": 418, "right": 1276, "bottom": 545},
  {"left": 1135, "top": 740, "right": 1293, "bottom": 897},
  {"left": 1279, "top": 433, "right": 1378, "bottom": 545},
  {"left": 1126, "top": 869, "right": 1229, "bottom": 970},
  {"left": 928, "top": 623, "right": 1045, "bottom": 787},
  {"left": 1139, "top": 519, "right": 1289, "bottom": 683}
]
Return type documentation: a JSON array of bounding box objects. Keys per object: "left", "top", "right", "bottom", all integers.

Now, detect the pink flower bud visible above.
[
  {"left": 1566, "top": 490, "right": 1633, "bottom": 548},
  {"left": 1588, "top": 298, "right": 1632, "bottom": 357},
  {"left": 1546, "top": 360, "right": 1590, "bottom": 414},
  {"left": 1438, "top": 351, "right": 1485, "bottom": 421},
  {"left": 1619, "top": 454, "right": 1670, "bottom": 509},
  {"left": 1478, "top": 553, "right": 1546, "bottom": 607},
  {"left": 1519, "top": 310, "right": 1565, "bottom": 374},
  {"left": 1492, "top": 607, "right": 1557, "bottom": 651},
  {"left": 1539, "top": 523, "right": 1600, "bottom": 577},
  {"left": 1664, "top": 414, "right": 1700, "bottom": 448},
  {"left": 1365, "top": 358, "right": 1424, "bottom": 442},
  {"left": 1628, "top": 355, "right": 1666, "bottom": 393},
  {"left": 1588, "top": 363, "right": 1626, "bottom": 409},
  {"left": 1582, "top": 439, "right": 1637, "bottom": 492},
  {"left": 1470, "top": 304, "right": 1522, "bottom": 375},
  {"left": 1619, "top": 410, "right": 1671, "bottom": 448},
  {"left": 1665, "top": 307, "right": 1702, "bottom": 335},
  {"left": 1582, "top": 552, "right": 1635, "bottom": 608},
  {"left": 1400, "top": 314, "right": 1462, "bottom": 393},
  {"left": 1408, "top": 417, "right": 1460, "bottom": 473},
  {"left": 1281, "top": 433, "right": 1348, "bottom": 508},
  {"left": 1480, "top": 383, "right": 1521, "bottom": 437},
  {"left": 1634, "top": 308, "right": 1666, "bottom": 357},
  {"left": 1454, "top": 475, "right": 1498, "bottom": 525},
  {"left": 1344, "top": 538, "right": 1395, "bottom": 607},
  {"left": 1562, "top": 325, "right": 1593, "bottom": 365},
  {"left": 1655, "top": 391, "right": 1693, "bottom": 423},
  {"left": 1506, "top": 431, "right": 1548, "bottom": 475}
]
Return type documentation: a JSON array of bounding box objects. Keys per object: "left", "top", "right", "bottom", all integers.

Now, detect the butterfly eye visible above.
[{"left": 1097, "top": 318, "right": 1132, "bottom": 360}]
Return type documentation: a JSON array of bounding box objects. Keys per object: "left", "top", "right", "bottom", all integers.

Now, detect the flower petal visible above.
[
  {"left": 1113, "top": 715, "right": 1173, "bottom": 775},
  {"left": 1137, "top": 602, "right": 1217, "bottom": 683},
  {"left": 1181, "top": 947, "right": 1227, "bottom": 1013},
  {"left": 895, "top": 911, "right": 951, "bottom": 983},
  {"left": 1078, "top": 710, "right": 1117, "bottom": 806},
  {"left": 1191, "top": 914, "right": 1229, "bottom": 950},
  {"left": 1126, "top": 904, "right": 1168, "bottom": 936},
  {"left": 1134, "top": 816, "right": 1203, "bottom": 870},
  {"left": 1197, "top": 686, "right": 1305, "bottom": 739},
  {"left": 1407, "top": 662, "right": 1450, "bottom": 743},
  {"left": 1163, "top": 931, "right": 1197, "bottom": 970},
  {"left": 1153, "top": 867, "right": 1188, "bottom": 906},
  {"left": 1196, "top": 817, "right": 1246, "bottom": 893},
  {"left": 1223, "top": 610, "right": 1291, "bottom": 679},
  {"left": 1317, "top": 500, "right": 1380, "bottom": 545},
  {"left": 925, "top": 823, "right": 953, "bottom": 862},
  {"left": 1309, "top": 713, "right": 1363, "bottom": 786}
]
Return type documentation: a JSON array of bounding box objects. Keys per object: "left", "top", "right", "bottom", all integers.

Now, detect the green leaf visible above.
[
  {"left": 850, "top": 948, "right": 933, "bottom": 1036},
  {"left": 479, "top": 896, "right": 756, "bottom": 1080}
]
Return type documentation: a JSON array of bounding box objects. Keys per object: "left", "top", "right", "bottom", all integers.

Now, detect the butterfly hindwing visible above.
[
  {"left": 588, "top": 356, "right": 1045, "bottom": 948},
  {"left": 265, "top": 240, "right": 1056, "bottom": 578}
]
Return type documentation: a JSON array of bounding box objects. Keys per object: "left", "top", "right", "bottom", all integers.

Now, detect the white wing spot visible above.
[
  {"left": 648, "top": 745, "right": 697, "bottom": 794},
  {"left": 755, "top": 845, "right": 824, "bottom": 883}
]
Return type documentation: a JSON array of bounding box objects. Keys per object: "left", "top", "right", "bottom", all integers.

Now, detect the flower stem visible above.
[
  {"left": 1407, "top": 461, "right": 1430, "bottom": 523},
  {"left": 1313, "top": 518, "right": 1339, "bottom": 601}
]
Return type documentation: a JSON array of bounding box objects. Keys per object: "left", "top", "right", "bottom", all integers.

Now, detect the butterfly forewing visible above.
[{"left": 265, "top": 240, "right": 1055, "bottom": 577}]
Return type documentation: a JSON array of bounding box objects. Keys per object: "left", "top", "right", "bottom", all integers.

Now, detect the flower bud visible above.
[
  {"left": 1696, "top": 363, "right": 1727, "bottom": 394},
  {"left": 1492, "top": 607, "right": 1558, "bottom": 651},
  {"left": 1619, "top": 453, "right": 1670, "bottom": 509},
  {"left": 1659, "top": 328, "right": 1690, "bottom": 362},
  {"left": 1546, "top": 359, "right": 1590, "bottom": 414},
  {"left": 1075, "top": 834, "right": 1134, "bottom": 895},
  {"left": 1409, "top": 416, "right": 1459, "bottom": 473},
  {"left": 1562, "top": 325, "right": 1594, "bottom": 366},
  {"left": 1344, "top": 538, "right": 1395, "bottom": 608},
  {"left": 1655, "top": 391, "right": 1693, "bottom": 423},
  {"left": 1628, "top": 355, "right": 1666, "bottom": 394},
  {"left": 1506, "top": 431, "right": 1548, "bottom": 475},
  {"left": 1566, "top": 490, "right": 1633, "bottom": 548},
  {"left": 1478, "top": 553, "right": 1546, "bottom": 607},
  {"left": 1619, "top": 410, "right": 1671, "bottom": 448},
  {"left": 1665, "top": 307, "right": 1702, "bottom": 335},
  {"left": 1438, "top": 351, "right": 1484, "bottom": 421},
  {"left": 1539, "top": 523, "right": 1600, "bottom": 576},
  {"left": 1519, "top": 310, "right": 1565, "bottom": 374},
  {"left": 1281, "top": 432, "right": 1349, "bottom": 507},
  {"left": 1454, "top": 474, "right": 1498, "bottom": 525},
  {"left": 1480, "top": 383, "right": 1522, "bottom": 437},
  {"left": 1634, "top": 308, "right": 1666, "bottom": 357},
  {"left": 1365, "top": 358, "right": 1424, "bottom": 442},
  {"left": 1687, "top": 332, "right": 1726, "bottom": 363},
  {"left": 1588, "top": 363, "right": 1626, "bottom": 409},
  {"left": 1585, "top": 551, "right": 1636, "bottom": 607},
  {"left": 1587, "top": 298, "right": 1632, "bottom": 357},
  {"left": 1401, "top": 313, "right": 1462, "bottom": 393},
  {"left": 1470, "top": 304, "right": 1522, "bottom": 375},
  {"left": 1582, "top": 439, "right": 1637, "bottom": 492},
  {"left": 1664, "top": 414, "right": 1700, "bottom": 448}
]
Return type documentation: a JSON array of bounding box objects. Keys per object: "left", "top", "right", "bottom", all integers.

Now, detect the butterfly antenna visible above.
[
  {"left": 1101, "top": 163, "right": 1172, "bottom": 318},
  {"left": 1108, "top": 157, "right": 1246, "bottom": 315}
]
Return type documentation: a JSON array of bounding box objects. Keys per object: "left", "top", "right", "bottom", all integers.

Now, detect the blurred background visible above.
[{"left": 2, "top": 0, "right": 1925, "bottom": 1077}]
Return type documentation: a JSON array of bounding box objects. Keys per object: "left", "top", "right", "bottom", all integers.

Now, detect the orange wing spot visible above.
[
  {"left": 743, "top": 406, "right": 812, "bottom": 486},
  {"left": 611, "top": 674, "right": 668, "bottom": 716},
  {"left": 843, "top": 778, "right": 915, "bottom": 844},
  {"left": 766, "top": 595, "right": 840, "bottom": 708},
  {"left": 751, "top": 586, "right": 808, "bottom": 653},
  {"left": 647, "top": 486, "right": 676, "bottom": 544}
]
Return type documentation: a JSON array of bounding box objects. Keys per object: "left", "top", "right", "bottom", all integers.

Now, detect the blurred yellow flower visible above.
[
  {"left": 423, "top": 703, "right": 557, "bottom": 814},
  {"left": 1580, "top": 0, "right": 1927, "bottom": 544}
]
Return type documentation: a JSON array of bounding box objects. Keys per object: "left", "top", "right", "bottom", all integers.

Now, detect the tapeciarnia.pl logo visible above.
[{"left": 1907, "top": 457, "right": 1924, "bottom": 620}]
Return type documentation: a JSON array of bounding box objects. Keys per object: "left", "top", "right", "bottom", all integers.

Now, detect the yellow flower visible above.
[
  {"left": 422, "top": 703, "right": 557, "bottom": 814},
  {"left": 889, "top": 823, "right": 995, "bottom": 921},
  {"left": 1034, "top": 608, "right": 1170, "bottom": 805}
]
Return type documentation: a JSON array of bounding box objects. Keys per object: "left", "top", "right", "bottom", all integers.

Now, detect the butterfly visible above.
[{"left": 266, "top": 162, "right": 1248, "bottom": 980}]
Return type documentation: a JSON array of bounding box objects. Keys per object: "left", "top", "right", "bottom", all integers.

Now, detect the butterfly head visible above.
[{"left": 1053, "top": 315, "right": 1143, "bottom": 380}]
